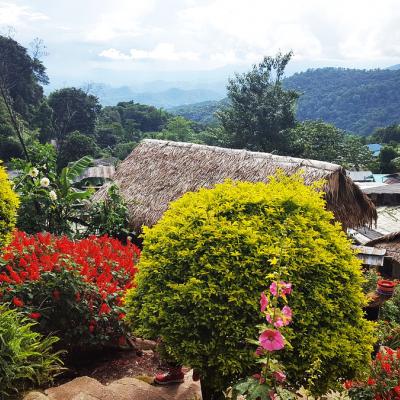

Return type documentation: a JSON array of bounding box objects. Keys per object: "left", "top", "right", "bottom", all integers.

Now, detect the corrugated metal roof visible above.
[
  {"left": 346, "top": 170, "right": 374, "bottom": 182},
  {"left": 353, "top": 245, "right": 386, "bottom": 266},
  {"left": 76, "top": 165, "right": 115, "bottom": 182}
]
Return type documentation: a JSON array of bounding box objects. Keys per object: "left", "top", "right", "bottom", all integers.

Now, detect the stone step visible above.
[{"left": 24, "top": 370, "right": 202, "bottom": 400}]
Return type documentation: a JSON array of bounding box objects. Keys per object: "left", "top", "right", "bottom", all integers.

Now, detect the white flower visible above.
[
  {"left": 40, "top": 177, "right": 50, "bottom": 187},
  {"left": 29, "top": 167, "right": 39, "bottom": 178},
  {"left": 49, "top": 190, "right": 57, "bottom": 201}
]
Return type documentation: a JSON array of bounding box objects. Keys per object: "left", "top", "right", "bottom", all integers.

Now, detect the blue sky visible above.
[{"left": 1, "top": 0, "right": 400, "bottom": 88}]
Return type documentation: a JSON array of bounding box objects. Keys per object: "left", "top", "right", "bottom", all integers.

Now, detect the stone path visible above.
[{"left": 24, "top": 370, "right": 202, "bottom": 400}]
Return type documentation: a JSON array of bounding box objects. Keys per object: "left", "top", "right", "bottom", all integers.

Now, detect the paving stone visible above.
[
  {"left": 45, "top": 376, "right": 124, "bottom": 400},
  {"left": 23, "top": 392, "right": 48, "bottom": 400},
  {"left": 108, "top": 377, "right": 174, "bottom": 400}
]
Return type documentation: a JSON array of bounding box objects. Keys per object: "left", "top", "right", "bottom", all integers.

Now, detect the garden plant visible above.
[
  {"left": 0, "top": 304, "right": 63, "bottom": 398},
  {"left": 125, "top": 173, "right": 375, "bottom": 399},
  {"left": 0, "top": 231, "right": 140, "bottom": 350},
  {"left": 0, "top": 162, "right": 19, "bottom": 248}
]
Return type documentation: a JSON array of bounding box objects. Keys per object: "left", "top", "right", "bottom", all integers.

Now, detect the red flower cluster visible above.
[
  {"left": 346, "top": 347, "right": 400, "bottom": 400},
  {"left": 0, "top": 231, "right": 140, "bottom": 348},
  {"left": 1, "top": 231, "right": 140, "bottom": 298}
]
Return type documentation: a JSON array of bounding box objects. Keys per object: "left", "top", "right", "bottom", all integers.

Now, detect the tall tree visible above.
[
  {"left": 217, "top": 52, "right": 299, "bottom": 153},
  {"left": 48, "top": 87, "right": 101, "bottom": 140},
  {"left": 0, "top": 35, "right": 48, "bottom": 160}
]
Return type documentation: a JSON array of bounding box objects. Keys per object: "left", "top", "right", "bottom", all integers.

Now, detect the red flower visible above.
[
  {"left": 89, "top": 324, "right": 95, "bottom": 333},
  {"left": 118, "top": 313, "right": 126, "bottom": 320},
  {"left": 12, "top": 297, "right": 24, "bottom": 307},
  {"left": 29, "top": 312, "right": 41, "bottom": 319},
  {"left": 382, "top": 362, "right": 391, "bottom": 374},
  {"left": 99, "top": 303, "right": 111, "bottom": 314},
  {"left": 367, "top": 377, "right": 376, "bottom": 385},
  {"left": 344, "top": 380, "right": 353, "bottom": 389},
  {"left": 394, "top": 386, "right": 400, "bottom": 396},
  {"left": 52, "top": 290, "right": 61, "bottom": 300}
]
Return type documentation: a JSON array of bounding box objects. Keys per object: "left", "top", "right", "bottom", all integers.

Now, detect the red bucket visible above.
[{"left": 377, "top": 280, "right": 396, "bottom": 296}]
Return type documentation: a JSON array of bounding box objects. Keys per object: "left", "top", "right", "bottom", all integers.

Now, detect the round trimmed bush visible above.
[
  {"left": 0, "top": 163, "right": 19, "bottom": 249},
  {"left": 125, "top": 173, "right": 376, "bottom": 398}
]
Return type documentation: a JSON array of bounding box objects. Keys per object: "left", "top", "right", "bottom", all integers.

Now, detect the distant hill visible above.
[
  {"left": 91, "top": 84, "right": 225, "bottom": 108},
  {"left": 171, "top": 68, "right": 400, "bottom": 135},
  {"left": 169, "top": 99, "right": 228, "bottom": 125},
  {"left": 284, "top": 68, "right": 400, "bottom": 134}
]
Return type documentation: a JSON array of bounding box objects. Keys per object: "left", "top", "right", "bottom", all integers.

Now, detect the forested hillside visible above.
[
  {"left": 172, "top": 68, "right": 400, "bottom": 135},
  {"left": 285, "top": 68, "right": 400, "bottom": 135}
]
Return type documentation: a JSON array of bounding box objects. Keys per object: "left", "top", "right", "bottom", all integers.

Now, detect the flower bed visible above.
[{"left": 0, "top": 231, "right": 140, "bottom": 350}]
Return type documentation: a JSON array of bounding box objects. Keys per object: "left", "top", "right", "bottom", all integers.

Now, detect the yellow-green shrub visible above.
[
  {"left": 125, "top": 173, "right": 376, "bottom": 398},
  {"left": 0, "top": 162, "right": 19, "bottom": 248}
]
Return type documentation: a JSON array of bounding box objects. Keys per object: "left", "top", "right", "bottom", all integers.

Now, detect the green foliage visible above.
[
  {"left": 0, "top": 163, "right": 19, "bottom": 249},
  {"left": 57, "top": 131, "right": 99, "bottom": 168},
  {"left": 381, "top": 285, "right": 400, "bottom": 324},
  {"left": 377, "top": 145, "right": 399, "bottom": 173},
  {"left": 361, "top": 268, "right": 380, "bottom": 294},
  {"left": 12, "top": 145, "right": 93, "bottom": 236},
  {"left": 155, "top": 116, "right": 197, "bottom": 142},
  {"left": 217, "top": 52, "right": 299, "bottom": 153},
  {"left": 84, "top": 184, "right": 129, "bottom": 238},
  {"left": 0, "top": 35, "right": 48, "bottom": 121},
  {"left": 284, "top": 68, "right": 400, "bottom": 135},
  {"left": 171, "top": 99, "right": 227, "bottom": 125},
  {"left": 369, "top": 124, "right": 400, "bottom": 144},
  {"left": 112, "top": 141, "right": 137, "bottom": 160},
  {"left": 0, "top": 305, "right": 62, "bottom": 398},
  {"left": 125, "top": 173, "right": 375, "bottom": 397},
  {"left": 48, "top": 87, "right": 101, "bottom": 139},
  {"left": 289, "top": 121, "right": 375, "bottom": 168}
]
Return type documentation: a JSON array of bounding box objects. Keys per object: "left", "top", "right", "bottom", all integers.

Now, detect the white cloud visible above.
[
  {"left": 178, "top": 0, "right": 400, "bottom": 63},
  {"left": 99, "top": 43, "right": 199, "bottom": 62},
  {"left": 0, "top": 1, "right": 48, "bottom": 26},
  {"left": 85, "top": 0, "right": 156, "bottom": 42}
]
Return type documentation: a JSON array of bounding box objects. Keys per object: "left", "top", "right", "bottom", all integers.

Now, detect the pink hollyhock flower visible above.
[
  {"left": 281, "top": 306, "right": 292, "bottom": 326},
  {"left": 259, "top": 329, "right": 285, "bottom": 351},
  {"left": 281, "top": 282, "right": 292, "bottom": 296},
  {"left": 270, "top": 281, "right": 292, "bottom": 297},
  {"left": 269, "top": 282, "right": 278, "bottom": 296},
  {"left": 273, "top": 371, "right": 286, "bottom": 382},
  {"left": 260, "top": 291, "right": 268, "bottom": 312}
]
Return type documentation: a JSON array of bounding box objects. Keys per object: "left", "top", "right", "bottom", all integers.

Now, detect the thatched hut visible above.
[
  {"left": 94, "top": 139, "right": 376, "bottom": 232},
  {"left": 366, "top": 232, "right": 400, "bottom": 278}
]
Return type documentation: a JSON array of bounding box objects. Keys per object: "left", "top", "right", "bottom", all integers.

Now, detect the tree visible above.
[
  {"left": 0, "top": 35, "right": 48, "bottom": 160},
  {"left": 48, "top": 88, "right": 101, "bottom": 140},
  {"left": 217, "top": 52, "right": 299, "bottom": 153},
  {"left": 378, "top": 145, "right": 399, "bottom": 173},
  {"left": 288, "top": 121, "right": 375, "bottom": 169},
  {"left": 370, "top": 125, "right": 400, "bottom": 144},
  {"left": 0, "top": 35, "right": 48, "bottom": 119},
  {"left": 289, "top": 120, "right": 345, "bottom": 162},
  {"left": 57, "top": 131, "right": 99, "bottom": 169},
  {"left": 156, "top": 116, "right": 196, "bottom": 142}
]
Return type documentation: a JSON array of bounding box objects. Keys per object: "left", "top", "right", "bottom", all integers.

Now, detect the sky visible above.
[{"left": 1, "top": 0, "right": 400, "bottom": 89}]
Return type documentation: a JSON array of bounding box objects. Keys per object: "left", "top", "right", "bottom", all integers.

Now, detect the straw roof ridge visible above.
[
  {"left": 94, "top": 139, "right": 377, "bottom": 232},
  {"left": 366, "top": 231, "right": 400, "bottom": 247}
]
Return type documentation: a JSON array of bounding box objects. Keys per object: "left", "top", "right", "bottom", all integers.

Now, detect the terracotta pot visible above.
[{"left": 377, "top": 279, "right": 396, "bottom": 296}]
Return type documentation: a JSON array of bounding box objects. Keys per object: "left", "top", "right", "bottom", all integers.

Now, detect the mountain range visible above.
[{"left": 171, "top": 67, "right": 400, "bottom": 135}]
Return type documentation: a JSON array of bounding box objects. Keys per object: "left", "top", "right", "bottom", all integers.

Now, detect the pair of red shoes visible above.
[
  {"left": 155, "top": 368, "right": 201, "bottom": 384},
  {"left": 155, "top": 367, "right": 185, "bottom": 384}
]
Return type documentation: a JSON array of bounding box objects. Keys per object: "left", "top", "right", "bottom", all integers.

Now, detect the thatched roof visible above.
[
  {"left": 94, "top": 139, "right": 377, "bottom": 232},
  {"left": 366, "top": 232, "right": 400, "bottom": 264}
]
